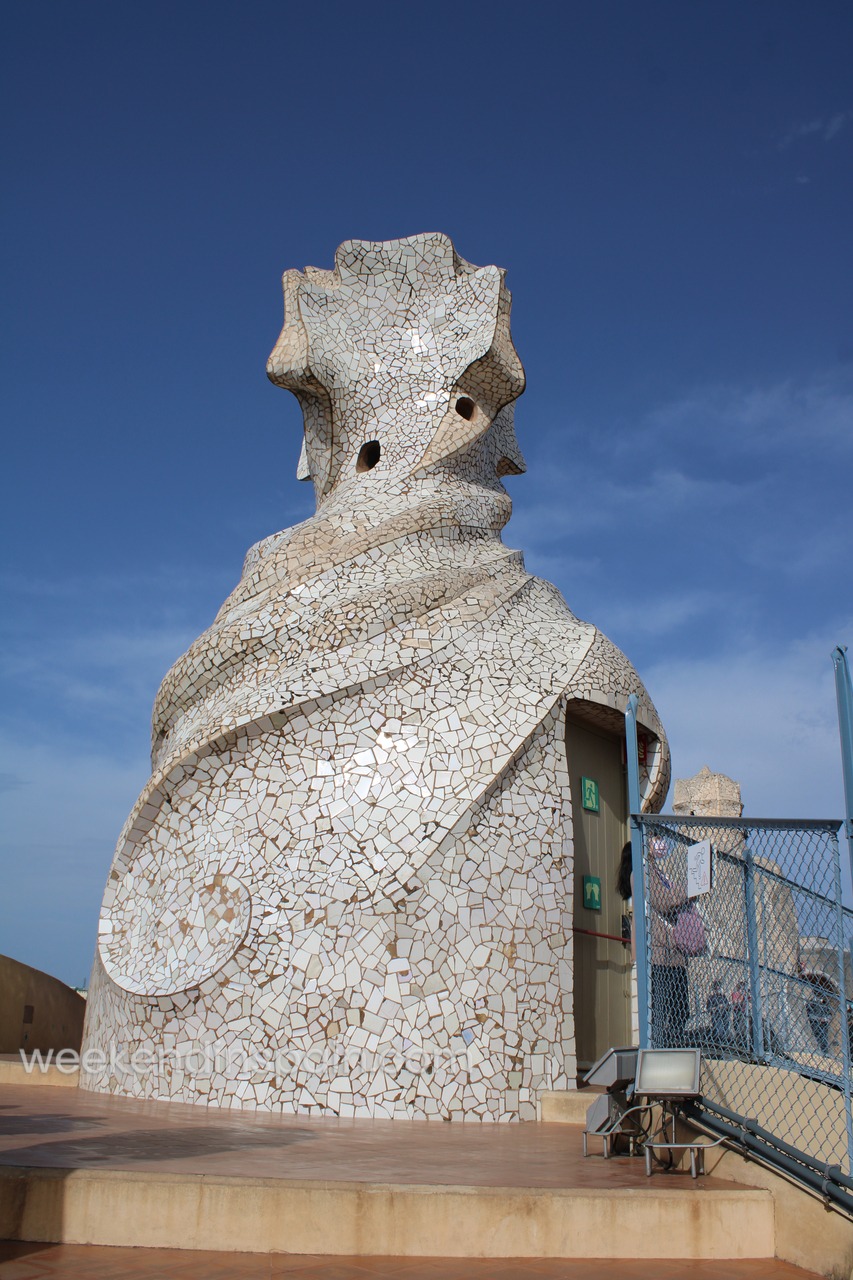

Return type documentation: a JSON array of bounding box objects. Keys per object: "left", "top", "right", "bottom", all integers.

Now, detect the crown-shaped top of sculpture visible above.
[{"left": 266, "top": 233, "right": 527, "bottom": 512}]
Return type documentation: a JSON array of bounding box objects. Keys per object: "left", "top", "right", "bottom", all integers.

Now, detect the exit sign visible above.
[
  {"left": 581, "top": 777, "right": 600, "bottom": 812},
  {"left": 583, "top": 876, "right": 602, "bottom": 911}
]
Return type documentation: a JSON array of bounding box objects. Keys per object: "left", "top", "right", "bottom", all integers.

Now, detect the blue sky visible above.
[{"left": 2, "top": 1, "right": 852, "bottom": 984}]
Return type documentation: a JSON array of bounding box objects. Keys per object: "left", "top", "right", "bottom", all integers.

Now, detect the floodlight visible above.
[
  {"left": 582, "top": 1046, "right": 637, "bottom": 1091},
  {"left": 582, "top": 1047, "right": 641, "bottom": 1159},
  {"left": 634, "top": 1048, "right": 701, "bottom": 1100}
]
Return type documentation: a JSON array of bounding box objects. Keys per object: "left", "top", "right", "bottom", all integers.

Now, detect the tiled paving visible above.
[
  {"left": 0, "top": 1242, "right": 823, "bottom": 1279},
  {"left": 0, "top": 1087, "right": 819, "bottom": 1277},
  {"left": 0, "top": 1085, "right": 737, "bottom": 1191}
]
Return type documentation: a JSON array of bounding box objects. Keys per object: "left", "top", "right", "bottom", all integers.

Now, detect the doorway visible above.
[{"left": 565, "top": 708, "right": 632, "bottom": 1069}]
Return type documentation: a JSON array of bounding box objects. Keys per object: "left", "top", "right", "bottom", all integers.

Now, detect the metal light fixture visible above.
[
  {"left": 634, "top": 1047, "right": 701, "bottom": 1100},
  {"left": 583, "top": 1046, "right": 638, "bottom": 1091},
  {"left": 633, "top": 1048, "right": 717, "bottom": 1179},
  {"left": 582, "top": 1047, "right": 642, "bottom": 1158}
]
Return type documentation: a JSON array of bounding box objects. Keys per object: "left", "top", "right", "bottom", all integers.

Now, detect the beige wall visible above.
[
  {"left": 685, "top": 1115, "right": 853, "bottom": 1277},
  {"left": 702, "top": 1055, "right": 851, "bottom": 1171},
  {"left": 0, "top": 954, "right": 85, "bottom": 1054}
]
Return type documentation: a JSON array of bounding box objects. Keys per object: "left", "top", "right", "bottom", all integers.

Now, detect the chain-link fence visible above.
[{"left": 634, "top": 814, "right": 853, "bottom": 1175}]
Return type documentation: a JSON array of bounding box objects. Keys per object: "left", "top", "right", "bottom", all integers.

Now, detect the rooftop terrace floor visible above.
[
  {"left": 0, "top": 1083, "right": 726, "bottom": 1190},
  {"left": 0, "top": 1084, "right": 822, "bottom": 1279},
  {"left": 0, "top": 1241, "right": 823, "bottom": 1279}
]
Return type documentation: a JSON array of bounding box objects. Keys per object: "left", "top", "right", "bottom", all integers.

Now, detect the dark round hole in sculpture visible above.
[
  {"left": 455, "top": 397, "right": 475, "bottom": 421},
  {"left": 356, "top": 441, "right": 381, "bottom": 472}
]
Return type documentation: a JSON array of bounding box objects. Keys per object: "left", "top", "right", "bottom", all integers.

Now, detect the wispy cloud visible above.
[
  {"left": 511, "top": 369, "right": 852, "bottom": 697},
  {"left": 742, "top": 510, "right": 851, "bottom": 577},
  {"left": 594, "top": 590, "right": 733, "bottom": 639},
  {"left": 514, "top": 385, "right": 799, "bottom": 586},
  {"left": 0, "top": 564, "right": 235, "bottom": 614},
  {"left": 1, "top": 615, "right": 197, "bottom": 737},
  {"left": 637, "top": 372, "right": 853, "bottom": 456},
  {"left": 777, "top": 109, "right": 853, "bottom": 150},
  {"left": 0, "top": 563, "right": 229, "bottom": 983},
  {"left": 644, "top": 622, "right": 852, "bottom": 833},
  {"left": 0, "top": 562, "right": 230, "bottom": 744},
  {"left": 825, "top": 110, "right": 853, "bottom": 142},
  {"left": 512, "top": 466, "right": 760, "bottom": 549},
  {"left": 778, "top": 118, "right": 824, "bottom": 149},
  {"left": 525, "top": 372, "right": 853, "bottom": 509},
  {"left": 0, "top": 730, "right": 148, "bottom": 985}
]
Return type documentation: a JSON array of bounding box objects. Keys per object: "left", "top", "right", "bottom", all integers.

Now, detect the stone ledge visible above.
[
  {"left": 0, "top": 1165, "right": 775, "bottom": 1259},
  {"left": 0, "top": 1056, "right": 79, "bottom": 1088}
]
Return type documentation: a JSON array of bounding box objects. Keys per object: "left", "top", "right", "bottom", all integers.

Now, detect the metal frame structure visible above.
[{"left": 622, "top": 650, "right": 853, "bottom": 1202}]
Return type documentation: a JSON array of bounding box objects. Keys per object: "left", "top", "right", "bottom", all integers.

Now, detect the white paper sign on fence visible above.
[{"left": 687, "top": 839, "right": 712, "bottom": 898}]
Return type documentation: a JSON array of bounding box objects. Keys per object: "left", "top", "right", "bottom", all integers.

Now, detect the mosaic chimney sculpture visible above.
[{"left": 82, "top": 234, "right": 670, "bottom": 1119}]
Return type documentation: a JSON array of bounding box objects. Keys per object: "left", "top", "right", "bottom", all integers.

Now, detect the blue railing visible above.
[{"left": 631, "top": 812, "right": 853, "bottom": 1179}]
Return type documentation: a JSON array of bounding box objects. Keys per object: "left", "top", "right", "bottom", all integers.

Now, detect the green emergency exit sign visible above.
[
  {"left": 583, "top": 876, "right": 602, "bottom": 911},
  {"left": 581, "top": 776, "right": 600, "bottom": 812}
]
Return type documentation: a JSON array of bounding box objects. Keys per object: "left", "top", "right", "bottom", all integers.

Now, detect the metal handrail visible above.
[
  {"left": 575, "top": 926, "right": 630, "bottom": 946},
  {"left": 641, "top": 815, "right": 843, "bottom": 831},
  {"left": 684, "top": 1097, "right": 853, "bottom": 1216}
]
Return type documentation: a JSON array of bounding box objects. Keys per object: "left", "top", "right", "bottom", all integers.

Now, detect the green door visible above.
[{"left": 565, "top": 714, "right": 631, "bottom": 1068}]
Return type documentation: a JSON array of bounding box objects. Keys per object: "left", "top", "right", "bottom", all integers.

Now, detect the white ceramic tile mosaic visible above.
[{"left": 81, "top": 234, "right": 670, "bottom": 1119}]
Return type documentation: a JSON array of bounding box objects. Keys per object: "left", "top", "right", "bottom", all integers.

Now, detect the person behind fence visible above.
[
  {"left": 706, "top": 979, "right": 730, "bottom": 1045},
  {"left": 731, "top": 979, "right": 750, "bottom": 1048},
  {"left": 616, "top": 841, "right": 699, "bottom": 1047},
  {"left": 806, "top": 984, "right": 832, "bottom": 1056},
  {"left": 616, "top": 842, "right": 635, "bottom": 953}
]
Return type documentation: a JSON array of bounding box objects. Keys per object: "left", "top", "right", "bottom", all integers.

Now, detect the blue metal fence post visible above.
[
  {"left": 832, "top": 645, "right": 853, "bottom": 884},
  {"left": 625, "top": 694, "right": 649, "bottom": 1049},
  {"left": 743, "top": 848, "right": 765, "bottom": 1061},
  {"left": 831, "top": 644, "right": 853, "bottom": 1171},
  {"left": 830, "top": 826, "right": 853, "bottom": 1174}
]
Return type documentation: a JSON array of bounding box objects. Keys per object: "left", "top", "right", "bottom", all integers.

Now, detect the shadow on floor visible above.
[
  {"left": 0, "top": 1122, "right": 317, "bottom": 1168},
  {"left": 0, "top": 1107, "right": 107, "bottom": 1137}
]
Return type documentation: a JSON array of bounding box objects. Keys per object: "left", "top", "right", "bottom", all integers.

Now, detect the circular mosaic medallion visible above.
[{"left": 98, "top": 863, "right": 251, "bottom": 996}]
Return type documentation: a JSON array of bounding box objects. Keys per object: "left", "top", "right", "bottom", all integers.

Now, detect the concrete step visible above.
[
  {"left": 539, "top": 1090, "right": 594, "bottom": 1124},
  {"left": 0, "top": 1164, "right": 775, "bottom": 1259}
]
